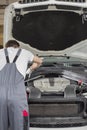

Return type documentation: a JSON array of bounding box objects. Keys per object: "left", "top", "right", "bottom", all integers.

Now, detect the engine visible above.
[{"left": 33, "top": 77, "right": 70, "bottom": 92}]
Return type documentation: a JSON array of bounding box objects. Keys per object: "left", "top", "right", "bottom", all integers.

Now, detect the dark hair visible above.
[{"left": 5, "top": 40, "right": 20, "bottom": 48}]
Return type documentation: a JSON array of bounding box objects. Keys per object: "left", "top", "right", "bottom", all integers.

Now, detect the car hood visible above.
[{"left": 5, "top": 4, "right": 87, "bottom": 59}]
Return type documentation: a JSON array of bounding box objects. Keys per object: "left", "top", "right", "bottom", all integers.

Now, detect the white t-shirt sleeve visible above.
[{"left": 28, "top": 51, "right": 34, "bottom": 62}]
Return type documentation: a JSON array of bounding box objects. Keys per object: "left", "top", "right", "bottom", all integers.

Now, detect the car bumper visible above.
[{"left": 30, "top": 126, "right": 87, "bottom": 130}]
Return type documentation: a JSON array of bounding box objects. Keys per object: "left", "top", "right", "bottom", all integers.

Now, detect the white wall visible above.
[{"left": 0, "top": 0, "right": 18, "bottom": 25}]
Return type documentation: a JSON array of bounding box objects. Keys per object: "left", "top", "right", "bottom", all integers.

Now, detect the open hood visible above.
[{"left": 4, "top": 2, "right": 87, "bottom": 59}]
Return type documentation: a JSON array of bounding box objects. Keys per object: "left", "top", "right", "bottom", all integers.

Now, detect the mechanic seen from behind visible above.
[{"left": 0, "top": 39, "right": 42, "bottom": 130}]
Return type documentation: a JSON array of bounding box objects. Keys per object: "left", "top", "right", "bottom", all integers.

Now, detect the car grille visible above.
[
  {"left": 29, "top": 98, "right": 87, "bottom": 127},
  {"left": 29, "top": 101, "right": 84, "bottom": 117}
]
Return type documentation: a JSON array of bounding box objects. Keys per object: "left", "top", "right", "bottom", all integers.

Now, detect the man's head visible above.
[{"left": 5, "top": 40, "right": 20, "bottom": 48}]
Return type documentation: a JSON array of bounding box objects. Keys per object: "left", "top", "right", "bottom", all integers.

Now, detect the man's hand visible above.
[
  {"left": 33, "top": 56, "right": 43, "bottom": 65},
  {"left": 30, "top": 56, "right": 43, "bottom": 71},
  {"left": 26, "top": 56, "right": 43, "bottom": 76}
]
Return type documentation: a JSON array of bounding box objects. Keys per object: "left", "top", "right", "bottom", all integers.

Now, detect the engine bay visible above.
[{"left": 25, "top": 59, "right": 87, "bottom": 96}]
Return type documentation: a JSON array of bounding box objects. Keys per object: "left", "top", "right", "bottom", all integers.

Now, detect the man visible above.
[{"left": 0, "top": 40, "right": 42, "bottom": 130}]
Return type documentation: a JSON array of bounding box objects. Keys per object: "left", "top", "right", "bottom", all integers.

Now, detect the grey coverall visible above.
[{"left": 0, "top": 48, "right": 29, "bottom": 130}]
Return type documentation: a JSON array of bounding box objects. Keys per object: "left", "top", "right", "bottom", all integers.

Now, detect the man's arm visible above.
[
  {"left": 30, "top": 56, "right": 42, "bottom": 71},
  {"left": 26, "top": 56, "right": 43, "bottom": 74}
]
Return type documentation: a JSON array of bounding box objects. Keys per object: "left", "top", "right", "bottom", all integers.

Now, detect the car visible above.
[{"left": 3, "top": 0, "right": 87, "bottom": 130}]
